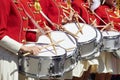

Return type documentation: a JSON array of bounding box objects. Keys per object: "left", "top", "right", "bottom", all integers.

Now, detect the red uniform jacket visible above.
[
  {"left": 54, "top": 0, "right": 72, "bottom": 24},
  {"left": 21, "top": 0, "right": 60, "bottom": 30},
  {"left": 42, "top": 0, "right": 61, "bottom": 29},
  {"left": 0, "top": 0, "right": 36, "bottom": 43},
  {"left": 95, "top": 5, "right": 120, "bottom": 31},
  {"left": 72, "top": 0, "right": 100, "bottom": 24}
]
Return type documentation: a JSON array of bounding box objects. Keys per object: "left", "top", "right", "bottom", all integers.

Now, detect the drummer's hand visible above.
[
  {"left": 62, "top": 17, "right": 69, "bottom": 25},
  {"left": 43, "top": 26, "right": 52, "bottom": 34},
  {"left": 20, "top": 45, "right": 41, "bottom": 55},
  {"left": 53, "top": 23, "right": 63, "bottom": 31}
]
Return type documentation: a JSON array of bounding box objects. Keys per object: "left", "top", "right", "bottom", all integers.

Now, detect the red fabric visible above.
[
  {"left": 0, "top": 0, "right": 26, "bottom": 42},
  {"left": 95, "top": 5, "right": 109, "bottom": 25},
  {"left": 55, "top": 0, "right": 75, "bottom": 23},
  {"left": 40, "top": 0, "right": 61, "bottom": 30},
  {"left": 72, "top": 1, "right": 100, "bottom": 25},
  {"left": 95, "top": 5, "right": 120, "bottom": 31}
]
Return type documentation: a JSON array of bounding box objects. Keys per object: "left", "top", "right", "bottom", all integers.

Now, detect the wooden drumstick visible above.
[
  {"left": 47, "top": 33, "right": 57, "bottom": 55},
  {"left": 62, "top": 27, "right": 79, "bottom": 38},
  {"left": 75, "top": 15, "right": 83, "bottom": 34},
  {"left": 23, "top": 52, "right": 31, "bottom": 56},
  {"left": 90, "top": 19, "right": 97, "bottom": 26},
  {"left": 66, "top": 46, "right": 76, "bottom": 52},
  {"left": 44, "top": 22, "right": 57, "bottom": 55},
  {"left": 23, "top": 39, "right": 64, "bottom": 56},
  {"left": 75, "top": 24, "right": 84, "bottom": 35},
  {"left": 100, "top": 22, "right": 113, "bottom": 31},
  {"left": 69, "top": 6, "right": 86, "bottom": 23}
]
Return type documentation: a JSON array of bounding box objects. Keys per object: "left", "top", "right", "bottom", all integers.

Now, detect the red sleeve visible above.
[
  {"left": 0, "top": 0, "right": 10, "bottom": 40},
  {"left": 26, "top": 19, "right": 37, "bottom": 42},
  {"left": 40, "top": 0, "right": 60, "bottom": 30},
  {"left": 26, "top": 31, "right": 36, "bottom": 42},
  {"left": 72, "top": 1, "right": 82, "bottom": 15},
  {"left": 95, "top": 5, "right": 110, "bottom": 25}
]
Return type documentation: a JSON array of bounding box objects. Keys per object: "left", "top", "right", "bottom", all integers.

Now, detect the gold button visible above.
[
  {"left": 22, "top": 39, "right": 26, "bottom": 43},
  {"left": 33, "top": 11, "right": 40, "bottom": 14},
  {"left": 18, "top": 7, "right": 23, "bottom": 11},
  {"left": 29, "top": 4, "right": 34, "bottom": 7},
  {"left": 22, "top": 16, "right": 28, "bottom": 20},
  {"left": 36, "top": 20, "right": 41, "bottom": 23},
  {"left": 109, "top": 15, "right": 113, "bottom": 17},
  {"left": 23, "top": 28, "right": 28, "bottom": 31},
  {"left": 13, "top": 0, "right": 19, "bottom": 4}
]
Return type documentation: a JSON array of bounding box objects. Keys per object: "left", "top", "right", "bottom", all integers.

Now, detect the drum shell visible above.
[
  {"left": 64, "top": 47, "right": 78, "bottom": 73},
  {"left": 78, "top": 38, "right": 98, "bottom": 59},
  {"left": 102, "top": 35, "right": 120, "bottom": 52},
  {"left": 63, "top": 23, "right": 102, "bottom": 60},
  {"left": 37, "top": 31, "right": 78, "bottom": 73},
  {"left": 19, "top": 50, "right": 66, "bottom": 78},
  {"left": 102, "top": 31, "right": 120, "bottom": 52}
]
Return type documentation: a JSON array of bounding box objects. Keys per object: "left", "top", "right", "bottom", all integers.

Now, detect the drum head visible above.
[
  {"left": 95, "top": 28, "right": 102, "bottom": 43},
  {"left": 102, "top": 31, "right": 120, "bottom": 38},
  {"left": 63, "top": 23, "right": 97, "bottom": 42},
  {"left": 37, "top": 45, "right": 66, "bottom": 57},
  {"left": 24, "top": 43, "right": 66, "bottom": 57},
  {"left": 37, "top": 31, "right": 77, "bottom": 57}
]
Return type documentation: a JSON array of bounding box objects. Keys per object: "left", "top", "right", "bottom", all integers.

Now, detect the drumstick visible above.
[
  {"left": 90, "top": 19, "right": 97, "bottom": 26},
  {"left": 62, "top": 6, "right": 86, "bottom": 23},
  {"left": 75, "top": 24, "right": 84, "bottom": 35},
  {"left": 23, "top": 52, "right": 31, "bottom": 57},
  {"left": 75, "top": 16, "right": 83, "bottom": 34},
  {"left": 69, "top": 7, "right": 86, "bottom": 23},
  {"left": 23, "top": 7, "right": 45, "bottom": 35},
  {"left": 47, "top": 33, "right": 57, "bottom": 55},
  {"left": 70, "top": 6, "right": 83, "bottom": 34},
  {"left": 23, "top": 39, "right": 64, "bottom": 56},
  {"left": 60, "top": 5, "right": 69, "bottom": 10},
  {"left": 44, "top": 22, "right": 57, "bottom": 55},
  {"left": 100, "top": 22, "right": 113, "bottom": 31},
  {"left": 62, "top": 27, "right": 79, "bottom": 38},
  {"left": 66, "top": 46, "right": 76, "bottom": 52},
  {"left": 63, "top": 9, "right": 70, "bottom": 15},
  {"left": 92, "top": 11, "right": 107, "bottom": 25}
]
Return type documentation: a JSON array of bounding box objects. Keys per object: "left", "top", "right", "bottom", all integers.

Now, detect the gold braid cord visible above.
[{"left": 34, "top": 0, "right": 42, "bottom": 11}]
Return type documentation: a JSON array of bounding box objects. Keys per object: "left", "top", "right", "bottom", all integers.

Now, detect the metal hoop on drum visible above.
[
  {"left": 62, "top": 23, "right": 102, "bottom": 60},
  {"left": 19, "top": 43, "right": 67, "bottom": 78}
]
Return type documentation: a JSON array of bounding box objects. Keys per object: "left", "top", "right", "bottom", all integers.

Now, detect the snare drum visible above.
[
  {"left": 102, "top": 31, "right": 120, "bottom": 52},
  {"left": 63, "top": 23, "right": 101, "bottom": 59},
  {"left": 37, "top": 31, "right": 78, "bottom": 73},
  {"left": 19, "top": 44, "right": 66, "bottom": 78}
]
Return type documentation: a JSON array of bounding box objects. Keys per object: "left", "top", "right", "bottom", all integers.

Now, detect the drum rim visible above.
[
  {"left": 22, "top": 46, "right": 67, "bottom": 59},
  {"left": 95, "top": 28, "right": 103, "bottom": 42},
  {"left": 103, "top": 35, "right": 120, "bottom": 39},
  {"left": 102, "top": 31, "right": 120, "bottom": 39},
  {"left": 78, "top": 36, "right": 96, "bottom": 45}
]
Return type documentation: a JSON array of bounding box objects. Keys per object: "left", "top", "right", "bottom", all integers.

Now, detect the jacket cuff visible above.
[{"left": 0, "top": 36, "right": 23, "bottom": 54}]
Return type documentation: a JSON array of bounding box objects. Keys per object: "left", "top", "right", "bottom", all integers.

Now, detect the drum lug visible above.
[
  {"left": 115, "top": 39, "right": 119, "bottom": 47},
  {"left": 38, "top": 60, "right": 41, "bottom": 73},
  {"left": 48, "top": 63, "right": 55, "bottom": 76},
  {"left": 25, "top": 57, "right": 30, "bottom": 67},
  {"left": 71, "top": 57, "right": 76, "bottom": 65}
]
